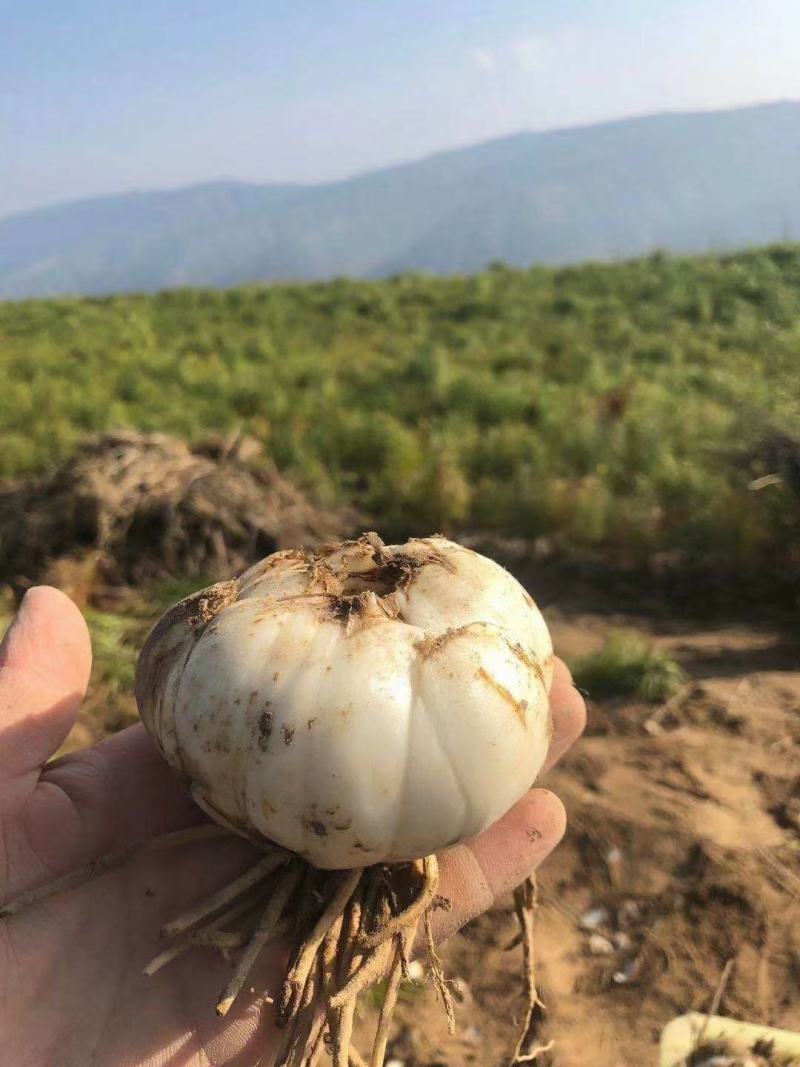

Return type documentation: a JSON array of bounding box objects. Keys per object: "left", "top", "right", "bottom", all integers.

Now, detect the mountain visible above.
[{"left": 2, "top": 101, "right": 800, "bottom": 299}]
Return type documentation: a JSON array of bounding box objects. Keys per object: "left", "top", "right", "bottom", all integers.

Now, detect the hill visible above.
[
  {"left": 1, "top": 244, "right": 798, "bottom": 590},
  {"left": 2, "top": 102, "right": 800, "bottom": 298}
]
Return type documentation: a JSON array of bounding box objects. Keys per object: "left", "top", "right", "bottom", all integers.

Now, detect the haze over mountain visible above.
[{"left": 2, "top": 101, "right": 800, "bottom": 300}]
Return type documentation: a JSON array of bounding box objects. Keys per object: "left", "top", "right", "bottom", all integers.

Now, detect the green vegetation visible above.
[
  {"left": 83, "top": 608, "right": 139, "bottom": 694},
  {"left": 570, "top": 633, "right": 686, "bottom": 702},
  {"left": 1, "top": 245, "right": 799, "bottom": 572}
]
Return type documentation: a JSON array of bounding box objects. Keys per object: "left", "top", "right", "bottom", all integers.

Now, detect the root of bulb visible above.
[
  {"left": 509, "top": 875, "right": 552, "bottom": 1065},
  {"left": 0, "top": 827, "right": 547, "bottom": 1067}
]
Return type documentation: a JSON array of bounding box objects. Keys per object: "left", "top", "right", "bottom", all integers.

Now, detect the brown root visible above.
[
  {"left": 216, "top": 861, "right": 304, "bottom": 1017},
  {"left": 162, "top": 851, "right": 288, "bottom": 937},
  {"left": 424, "top": 907, "right": 456, "bottom": 1035},
  {"left": 142, "top": 940, "right": 194, "bottom": 977},
  {"left": 331, "top": 998, "right": 356, "bottom": 1067},
  {"left": 2, "top": 831, "right": 551, "bottom": 1067},
  {"left": 279, "top": 868, "right": 362, "bottom": 1023},
  {"left": 277, "top": 950, "right": 323, "bottom": 1067},
  {"left": 329, "top": 938, "right": 396, "bottom": 1010},
  {"left": 509, "top": 875, "right": 551, "bottom": 1065},
  {"left": 369, "top": 941, "right": 404, "bottom": 1067},
  {"left": 358, "top": 854, "right": 438, "bottom": 950},
  {"left": 145, "top": 888, "right": 259, "bottom": 975}
]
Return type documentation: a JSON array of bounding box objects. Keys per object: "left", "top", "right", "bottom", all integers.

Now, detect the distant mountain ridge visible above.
[{"left": 2, "top": 101, "right": 800, "bottom": 299}]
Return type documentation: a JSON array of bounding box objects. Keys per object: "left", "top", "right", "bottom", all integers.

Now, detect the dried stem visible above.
[
  {"left": 217, "top": 862, "right": 303, "bottom": 1017},
  {"left": 0, "top": 824, "right": 229, "bottom": 918}
]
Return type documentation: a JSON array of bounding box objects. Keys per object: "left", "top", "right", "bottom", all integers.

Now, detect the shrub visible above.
[{"left": 571, "top": 633, "right": 686, "bottom": 702}]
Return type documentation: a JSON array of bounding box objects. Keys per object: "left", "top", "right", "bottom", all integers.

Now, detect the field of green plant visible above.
[{"left": 2, "top": 245, "right": 799, "bottom": 574}]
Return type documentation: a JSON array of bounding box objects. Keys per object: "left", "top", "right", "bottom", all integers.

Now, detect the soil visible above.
[{"left": 352, "top": 592, "right": 800, "bottom": 1066}]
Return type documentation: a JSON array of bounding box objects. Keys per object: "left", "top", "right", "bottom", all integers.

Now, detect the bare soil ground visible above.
[{"left": 353, "top": 598, "right": 800, "bottom": 1066}]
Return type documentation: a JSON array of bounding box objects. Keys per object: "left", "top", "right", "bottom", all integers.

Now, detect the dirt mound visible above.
[{"left": 0, "top": 432, "right": 353, "bottom": 586}]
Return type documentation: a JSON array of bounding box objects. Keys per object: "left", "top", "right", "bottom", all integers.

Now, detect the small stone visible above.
[
  {"left": 588, "top": 933, "right": 614, "bottom": 956},
  {"left": 405, "top": 960, "right": 425, "bottom": 983},
  {"left": 450, "top": 976, "right": 472, "bottom": 1004},
  {"left": 386, "top": 1060, "right": 405, "bottom": 1067},
  {"left": 612, "top": 958, "right": 637, "bottom": 984},
  {"left": 579, "top": 906, "right": 609, "bottom": 931},
  {"left": 617, "top": 900, "right": 641, "bottom": 927},
  {"left": 612, "top": 931, "right": 632, "bottom": 952}
]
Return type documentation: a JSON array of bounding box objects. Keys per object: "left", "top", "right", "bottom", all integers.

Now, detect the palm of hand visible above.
[{"left": 0, "top": 588, "right": 583, "bottom": 1067}]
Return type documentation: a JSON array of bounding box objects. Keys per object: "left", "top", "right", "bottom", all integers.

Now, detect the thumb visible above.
[{"left": 0, "top": 586, "right": 92, "bottom": 779}]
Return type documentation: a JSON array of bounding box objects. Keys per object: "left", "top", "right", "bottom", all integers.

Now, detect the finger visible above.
[
  {"left": 431, "top": 788, "right": 566, "bottom": 942},
  {"left": 544, "top": 656, "right": 587, "bottom": 772},
  {"left": 0, "top": 587, "right": 92, "bottom": 780}
]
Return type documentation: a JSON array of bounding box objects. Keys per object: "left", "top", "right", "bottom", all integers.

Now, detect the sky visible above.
[{"left": 2, "top": 0, "right": 800, "bottom": 218}]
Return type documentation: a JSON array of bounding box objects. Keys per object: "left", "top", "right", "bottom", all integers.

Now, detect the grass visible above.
[
  {"left": 0, "top": 244, "right": 799, "bottom": 578},
  {"left": 83, "top": 609, "right": 139, "bottom": 693},
  {"left": 570, "top": 633, "right": 686, "bottom": 702}
]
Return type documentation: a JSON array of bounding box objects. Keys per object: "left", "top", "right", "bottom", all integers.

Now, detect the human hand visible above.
[{"left": 0, "top": 586, "right": 585, "bottom": 1067}]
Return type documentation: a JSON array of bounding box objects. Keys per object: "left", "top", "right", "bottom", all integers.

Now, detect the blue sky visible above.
[{"left": 2, "top": 0, "right": 800, "bottom": 217}]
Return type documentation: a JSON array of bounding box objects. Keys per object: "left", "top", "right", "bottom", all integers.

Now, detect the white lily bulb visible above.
[{"left": 136, "top": 534, "right": 554, "bottom": 869}]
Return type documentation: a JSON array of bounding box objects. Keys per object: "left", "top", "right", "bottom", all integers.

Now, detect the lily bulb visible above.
[{"left": 136, "top": 534, "right": 554, "bottom": 869}]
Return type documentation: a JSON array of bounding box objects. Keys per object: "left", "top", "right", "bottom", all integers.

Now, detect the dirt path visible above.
[{"left": 358, "top": 605, "right": 800, "bottom": 1066}]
